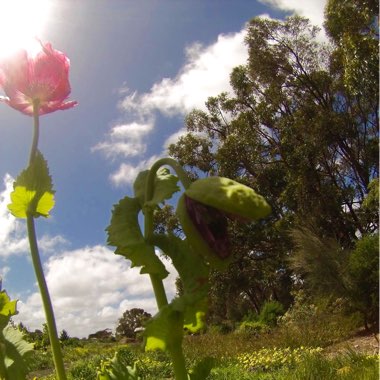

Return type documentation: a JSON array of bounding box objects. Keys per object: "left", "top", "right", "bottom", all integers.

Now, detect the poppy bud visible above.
[{"left": 177, "top": 177, "right": 271, "bottom": 269}]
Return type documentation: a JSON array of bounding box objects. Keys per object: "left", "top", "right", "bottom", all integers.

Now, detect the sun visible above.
[{"left": 0, "top": 0, "right": 52, "bottom": 58}]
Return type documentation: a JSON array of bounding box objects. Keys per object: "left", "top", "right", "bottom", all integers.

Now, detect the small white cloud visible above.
[
  {"left": 93, "top": 121, "right": 154, "bottom": 160},
  {"left": 110, "top": 155, "right": 160, "bottom": 187},
  {"left": 14, "top": 245, "right": 178, "bottom": 338},
  {"left": 38, "top": 235, "right": 68, "bottom": 255},
  {"left": 259, "top": 0, "right": 327, "bottom": 30},
  {"left": 0, "top": 266, "right": 10, "bottom": 282},
  {"left": 163, "top": 128, "right": 187, "bottom": 150}
]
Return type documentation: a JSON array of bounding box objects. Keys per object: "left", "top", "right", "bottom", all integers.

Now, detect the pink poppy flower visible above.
[{"left": 0, "top": 42, "right": 77, "bottom": 115}]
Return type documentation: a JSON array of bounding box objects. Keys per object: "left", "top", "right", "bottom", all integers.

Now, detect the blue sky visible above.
[{"left": 0, "top": 0, "right": 326, "bottom": 338}]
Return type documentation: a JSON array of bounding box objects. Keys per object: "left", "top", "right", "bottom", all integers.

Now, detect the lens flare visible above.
[{"left": 0, "top": 0, "right": 52, "bottom": 58}]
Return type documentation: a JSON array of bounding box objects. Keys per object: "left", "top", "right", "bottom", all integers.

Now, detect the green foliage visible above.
[
  {"left": 278, "top": 291, "right": 361, "bottom": 348},
  {"left": 106, "top": 196, "right": 168, "bottom": 279},
  {"left": 97, "top": 351, "right": 140, "bottom": 380},
  {"left": 348, "top": 233, "right": 379, "bottom": 328},
  {"left": 133, "top": 167, "right": 180, "bottom": 208},
  {"left": 69, "top": 355, "right": 105, "bottom": 380},
  {"left": 236, "top": 346, "right": 323, "bottom": 372},
  {"left": 324, "top": 0, "right": 378, "bottom": 98},
  {"left": 8, "top": 150, "right": 55, "bottom": 218},
  {"left": 27, "top": 349, "right": 53, "bottom": 372},
  {"left": 168, "top": 5, "right": 379, "bottom": 324},
  {"left": 276, "top": 350, "right": 379, "bottom": 380},
  {"left": 258, "top": 300, "right": 284, "bottom": 327},
  {"left": 136, "top": 351, "right": 173, "bottom": 379},
  {"left": 289, "top": 228, "right": 350, "bottom": 298},
  {"left": 59, "top": 330, "right": 70, "bottom": 343},
  {"left": 236, "top": 320, "right": 270, "bottom": 336},
  {"left": 189, "top": 357, "right": 215, "bottom": 380},
  {"left": 0, "top": 289, "right": 34, "bottom": 379},
  {"left": 151, "top": 234, "right": 210, "bottom": 333}
]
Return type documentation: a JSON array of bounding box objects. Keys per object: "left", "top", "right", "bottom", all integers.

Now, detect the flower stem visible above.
[
  {"left": 26, "top": 101, "right": 67, "bottom": 380},
  {"left": 26, "top": 216, "right": 67, "bottom": 380}
]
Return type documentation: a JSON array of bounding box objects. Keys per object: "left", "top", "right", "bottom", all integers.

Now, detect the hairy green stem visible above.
[
  {"left": 144, "top": 157, "right": 192, "bottom": 309},
  {"left": 144, "top": 160, "right": 170, "bottom": 310},
  {"left": 147, "top": 157, "right": 192, "bottom": 195},
  {"left": 144, "top": 158, "right": 192, "bottom": 379},
  {"left": 25, "top": 101, "right": 67, "bottom": 380},
  {"left": 168, "top": 312, "right": 188, "bottom": 380}
]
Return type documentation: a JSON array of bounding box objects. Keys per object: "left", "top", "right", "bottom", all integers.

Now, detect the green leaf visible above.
[
  {"left": 144, "top": 304, "right": 183, "bottom": 352},
  {"left": 189, "top": 357, "right": 215, "bottom": 380},
  {"left": 7, "top": 151, "right": 55, "bottom": 218},
  {"left": 0, "top": 290, "right": 34, "bottom": 380},
  {"left": 133, "top": 168, "right": 179, "bottom": 208},
  {"left": 2, "top": 326, "right": 34, "bottom": 380},
  {"left": 0, "top": 291, "right": 17, "bottom": 330},
  {"left": 107, "top": 196, "right": 168, "bottom": 279},
  {"left": 97, "top": 351, "right": 140, "bottom": 380},
  {"left": 152, "top": 234, "right": 209, "bottom": 333},
  {"left": 142, "top": 234, "right": 209, "bottom": 351}
]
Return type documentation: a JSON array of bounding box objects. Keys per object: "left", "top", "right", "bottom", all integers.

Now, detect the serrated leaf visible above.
[
  {"left": 144, "top": 304, "right": 183, "bottom": 352},
  {"left": 153, "top": 235, "right": 209, "bottom": 300},
  {"left": 7, "top": 151, "right": 55, "bottom": 218},
  {"left": 143, "top": 235, "right": 210, "bottom": 352},
  {"left": 2, "top": 326, "right": 34, "bottom": 380},
  {"left": 0, "top": 290, "right": 34, "bottom": 380},
  {"left": 133, "top": 168, "right": 179, "bottom": 208},
  {"left": 152, "top": 234, "right": 209, "bottom": 333},
  {"left": 8, "top": 187, "right": 54, "bottom": 218},
  {"left": 0, "top": 291, "right": 17, "bottom": 330},
  {"left": 106, "top": 196, "right": 168, "bottom": 279}
]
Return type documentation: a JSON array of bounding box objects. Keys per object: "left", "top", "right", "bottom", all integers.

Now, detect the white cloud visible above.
[
  {"left": 14, "top": 245, "right": 178, "bottom": 338},
  {"left": 92, "top": 121, "right": 154, "bottom": 160},
  {"left": 0, "top": 266, "right": 10, "bottom": 282},
  {"left": 163, "top": 128, "right": 187, "bottom": 150},
  {"left": 96, "top": 29, "right": 249, "bottom": 186},
  {"left": 259, "top": 0, "right": 327, "bottom": 29},
  {"left": 109, "top": 154, "right": 160, "bottom": 187},
  {"left": 121, "top": 30, "right": 248, "bottom": 117}
]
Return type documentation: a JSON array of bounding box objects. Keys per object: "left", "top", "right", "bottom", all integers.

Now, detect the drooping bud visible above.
[{"left": 176, "top": 177, "right": 271, "bottom": 269}]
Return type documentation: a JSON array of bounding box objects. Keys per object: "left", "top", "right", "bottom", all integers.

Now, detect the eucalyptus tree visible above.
[{"left": 168, "top": 4, "right": 378, "bottom": 321}]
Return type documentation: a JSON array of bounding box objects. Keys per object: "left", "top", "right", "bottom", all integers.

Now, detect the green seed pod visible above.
[{"left": 176, "top": 177, "right": 271, "bottom": 269}]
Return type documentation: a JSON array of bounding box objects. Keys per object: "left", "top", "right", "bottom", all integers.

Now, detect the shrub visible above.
[
  {"left": 258, "top": 301, "right": 284, "bottom": 326},
  {"left": 115, "top": 345, "right": 136, "bottom": 367},
  {"left": 68, "top": 354, "right": 107, "bottom": 380},
  {"left": 137, "top": 351, "right": 173, "bottom": 378},
  {"left": 348, "top": 233, "right": 379, "bottom": 330},
  {"left": 207, "top": 320, "right": 235, "bottom": 335},
  {"left": 236, "top": 321, "right": 270, "bottom": 336},
  {"left": 277, "top": 291, "right": 361, "bottom": 347}
]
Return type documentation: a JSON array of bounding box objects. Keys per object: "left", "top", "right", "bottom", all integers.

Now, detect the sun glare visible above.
[{"left": 0, "top": 0, "right": 52, "bottom": 58}]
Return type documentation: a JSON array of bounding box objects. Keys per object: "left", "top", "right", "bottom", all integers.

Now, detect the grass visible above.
[{"left": 29, "top": 325, "right": 379, "bottom": 380}]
